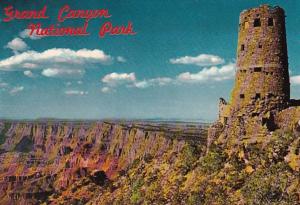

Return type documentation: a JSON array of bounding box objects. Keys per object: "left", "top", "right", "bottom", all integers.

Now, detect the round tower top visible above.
[
  {"left": 240, "top": 4, "right": 284, "bottom": 14},
  {"left": 238, "top": 4, "right": 285, "bottom": 28},
  {"left": 239, "top": 5, "right": 285, "bottom": 22}
]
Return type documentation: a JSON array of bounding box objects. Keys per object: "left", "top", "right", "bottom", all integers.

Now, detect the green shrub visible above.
[{"left": 199, "top": 147, "right": 226, "bottom": 174}]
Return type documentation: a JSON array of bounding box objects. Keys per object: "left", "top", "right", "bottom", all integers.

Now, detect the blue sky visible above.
[{"left": 0, "top": 0, "right": 300, "bottom": 121}]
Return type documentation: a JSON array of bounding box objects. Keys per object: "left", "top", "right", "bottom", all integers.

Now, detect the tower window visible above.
[
  {"left": 241, "top": 44, "right": 245, "bottom": 51},
  {"left": 254, "top": 18, "right": 261, "bottom": 27},
  {"left": 254, "top": 67, "right": 262, "bottom": 72},
  {"left": 268, "top": 18, "right": 274, "bottom": 26},
  {"left": 240, "top": 94, "right": 245, "bottom": 99},
  {"left": 255, "top": 93, "right": 261, "bottom": 99}
]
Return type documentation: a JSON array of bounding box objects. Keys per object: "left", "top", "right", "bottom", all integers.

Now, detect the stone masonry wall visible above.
[{"left": 230, "top": 4, "right": 289, "bottom": 117}]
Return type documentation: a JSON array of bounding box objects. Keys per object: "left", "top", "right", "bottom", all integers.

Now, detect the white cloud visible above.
[
  {"left": 0, "top": 82, "right": 8, "bottom": 88},
  {"left": 0, "top": 48, "right": 112, "bottom": 71},
  {"left": 132, "top": 77, "right": 173, "bottom": 89},
  {"left": 290, "top": 75, "right": 300, "bottom": 85},
  {"left": 100, "top": 63, "right": 235, "bottom": 92},
  {"left": 101, "top": 62, "right": 235, "bottom": 92},
  {"left": 42, "top": 68, "right": 85, "bottom": 78},
  {"left": 24, "top": 70, "right": 35, "bottom": 78},
  {"left": 65, "top": 90, "right": 88, "bottom": 96},
  {"left": 102, "top": 72, "right": 136, "bottom": 86},
  {"left": 133, "top": 80, "right": 149, "bottom": 88},
  {"left": 101, "top": 87, "right": 112, "bottom": 93},
  {"left": 19, "top": 29, "right": 42, "bottom": 40},
  {"left": 170, "top": 54, "right": 225, "bottom": 66},
  {"left": 177, "top": 63, "right": 236, "bottom": 83},
  {"left": 65, "top": 82, "right": 72, "bottom": 86},
  {"left": 9, "top": 86, "right": 24, "bottom": 95},
  {"left": 149, "top": 77, "right": 172, "bottom": 86},
  {"left": 116, "top": 56, "right": 126, "bottom": 63},
  {"left": 22, "top": 63, "right": 38, "bottom": 69},
  {"left": 101, "top": 72, "right": 173, "bottom": 90},
  {"left": 5, "top": 38, "right": 28, "bottom": 54}
]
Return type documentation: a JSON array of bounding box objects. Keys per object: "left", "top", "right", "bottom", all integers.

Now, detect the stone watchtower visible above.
[
  {"left": 228, "top": 5, "right": 290, "bottom": 118},
  {"left": 208, "top": 5, "right": 297, "bottom": 149}
]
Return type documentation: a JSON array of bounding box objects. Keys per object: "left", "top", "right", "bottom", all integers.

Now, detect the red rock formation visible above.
[{"left": 0, "top": 121, "right": 207, "bottom": 204}]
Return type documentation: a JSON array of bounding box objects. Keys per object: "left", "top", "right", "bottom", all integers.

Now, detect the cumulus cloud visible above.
[
  {"left": 5, "top": 38, "right": 28, "bottom": 54},
  {"left": 101, "top": 72, "right": 173, "bottom": 91},
  {"left": 132, "top": 80, "right": 149, "bottom": 88},
  {"left": 65, "top": 90, "right": 88, "bottom": 96},
  {"left": 170, "top": 54, "right": 225, "bottom": 66},
  {"left": 149, "top": 77, "right": 173, "bottom": 86},
  {"left": 19, "top": 29, "right": 43, "bottom": 40},
  {"left": 0, "top": 48, "right": 115, "bottom": 78},
  {"left": 9, "top": 86, "right": 24, "bottom": 95},
  {"left": 24, "top": 70, "right": 35, "bottom": 78},
  {"left": 0, "top": 48, "right": 112, "bottom": 71},
  {"left": 116, "top": 56, "right": 126, "bottom": 63},
  {"left": 65, "top": 82, "right": 72, "bottom": 86},
  {"left": 64, "top": 81, "right": 83, "bottom": 87},
  {"left": 102, "top": 72, "right": 136, "bottom": 86},
  {"left": 100, "top": 63, "right": 235, "bottom": 92},
  {"left": 101, "top": 87, "right": 112, "bottom": 93},
  {"left": 101, "top": 62, "right": 235, "bottom": 92},
  {"left": 22, "top": 63, "right": 38, "bottom": 69},
  {"left": 290, "top": 75, "right": 300, "bottom": 85},
  {"left": 0, "top": 82, "right": 8, "bottom": 88},
  {"left": 177, "top": 63, "right": 236, "bottom": 83},
  {"left": 42, "top": 68, "right": 85, "bottom": 78},
  {"left": 132, "top": 77, "right": 173, "bottom": 88}
]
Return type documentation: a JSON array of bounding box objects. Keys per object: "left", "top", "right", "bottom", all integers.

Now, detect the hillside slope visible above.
[{"left": 0, "top": 120, "right": 299, "bottom": 204}]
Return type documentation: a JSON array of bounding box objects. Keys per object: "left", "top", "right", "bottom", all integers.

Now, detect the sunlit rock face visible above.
[{"left": 0, "top": 121, "right": 207, "bottom": 204}]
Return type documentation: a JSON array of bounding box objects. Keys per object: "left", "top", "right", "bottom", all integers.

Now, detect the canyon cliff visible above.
[
  {"left": 0, "top": 121, "right": 208, "bottom": 204},
  {"left": 1, "top": 119, "right": 300, "bottom": 204}
]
